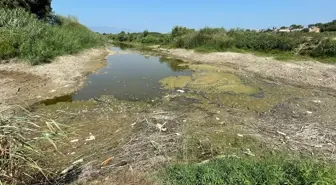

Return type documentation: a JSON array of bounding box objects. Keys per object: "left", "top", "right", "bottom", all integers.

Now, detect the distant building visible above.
[
  {"left": 309, "top": 26, "right": 320, "bottom": 33},
  {"left": 291, "top": 28, "right": 303, "bottom": 32},
  {"left": 278, "top": 28, "right": 291, "bottom": 33}
]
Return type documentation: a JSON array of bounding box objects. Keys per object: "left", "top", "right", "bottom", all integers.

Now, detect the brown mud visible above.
[{"left": 0, "top": 48, "right": 110, "bottom": 114}]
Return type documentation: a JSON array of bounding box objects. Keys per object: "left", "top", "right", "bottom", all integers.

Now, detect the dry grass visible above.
[
  {"left": 0, "top": 106, "right": 64, "bottom": 184},
  {"left": 86, "top": 171, "right": 155, "bottom": 185}
]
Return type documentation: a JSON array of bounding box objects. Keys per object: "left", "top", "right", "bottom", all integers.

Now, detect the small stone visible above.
[
  {"left": 313, "top": 100, "right": 321, "bottom": 103},
  {"left": 216, "top": 117, "right": 220, "bottom": 121}
]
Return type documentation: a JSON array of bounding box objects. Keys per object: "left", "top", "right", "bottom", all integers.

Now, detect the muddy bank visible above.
[
  {"left": 0, "top": 48, "right": 111, "bottom": 113},
  {"left": 154, "top": 48, "right": 336, "bottom": 90}
]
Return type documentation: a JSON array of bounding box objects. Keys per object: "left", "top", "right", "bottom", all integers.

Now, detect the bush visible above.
[
  {"left": 311, "top": 39, "right": 336, "bottom": 57},
  {"left": 0, "top": 8, "right": 103, "bottom": 64},
  {"left": 0, "top": 31, "right": 17, "bottom": 59},
  {"left": 162, "top": 156, "right": 336, "bottom": 185}
]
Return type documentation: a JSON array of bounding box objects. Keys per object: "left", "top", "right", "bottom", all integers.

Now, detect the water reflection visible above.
[
  {"left": 72, "top": 48, "right": 192, "bottom": 101},
  {"left": 159, "top": 57, "right": 189, "bottom": 72}
]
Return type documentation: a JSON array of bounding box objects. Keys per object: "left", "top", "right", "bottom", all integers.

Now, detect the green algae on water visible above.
[
  {"left": 159, "top": 76, "right": 192, "bottom": 89},
  {"left": 188, "top": 72, "right": 260, "bottom": 95}
]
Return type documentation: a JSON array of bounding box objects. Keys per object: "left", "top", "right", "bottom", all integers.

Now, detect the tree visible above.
[
  {"left": 290, "top": 24, "right": 303, "bottom": 29},
  {"left": 117, "top": 31, "right": 127, "bottom": 42},
  {"left": 143, "top": 30, "right": 149, "bottom": 37},
  {"left": 0, "top": 0, "right": 52, "bottom": 19},
  {"left": 172, "top": 26, "right": 194, "bottom": 38}
]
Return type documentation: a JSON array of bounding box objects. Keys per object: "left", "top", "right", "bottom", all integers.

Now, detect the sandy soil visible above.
[
  {"left": 0, "top": 48, "right": 111, "bottom": 113},
  {"left": 157, "top": 48, "right": 336, "bottom": 90}
]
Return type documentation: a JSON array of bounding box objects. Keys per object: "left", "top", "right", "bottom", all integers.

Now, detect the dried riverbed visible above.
[{"left": 2, "top": 47, "right": 336, "bottom": 184}]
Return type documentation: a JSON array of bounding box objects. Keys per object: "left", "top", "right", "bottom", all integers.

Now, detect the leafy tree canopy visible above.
[{"left": 0, "top": 0, "right": 52, "bottom": 18}]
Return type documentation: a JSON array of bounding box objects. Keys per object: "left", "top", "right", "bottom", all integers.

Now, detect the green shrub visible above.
[
  {"left": 162, "top": 156, "right": 336, "bottom": 185},
  {"left": 0, "top": 8, "right": 103, "bottom": 64},
  {"left": 311, "top": 39, "right": 336, "bottom": 57},
  {"left": 108, "top": 25, "right": 336, "bottom": 61},
  {"left": 0, "top": 31, "right": 17, "bottom": 59}
]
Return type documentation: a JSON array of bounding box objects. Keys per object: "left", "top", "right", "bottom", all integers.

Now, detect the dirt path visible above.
[
  {"left": 157, "top": 48, "right": 336, "bottom": 90},
  {"left": 0, "top": 48, "right": 111, "bottom": 113}
]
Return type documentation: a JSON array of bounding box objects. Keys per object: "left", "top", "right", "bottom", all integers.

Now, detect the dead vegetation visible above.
[{"left": 0, "top": 106, "right": 64, "bottom": 184}]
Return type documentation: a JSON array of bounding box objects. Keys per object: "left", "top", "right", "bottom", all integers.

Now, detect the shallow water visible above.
[{"left": 72, "top": 47, "right": 191, "bottom": 101}]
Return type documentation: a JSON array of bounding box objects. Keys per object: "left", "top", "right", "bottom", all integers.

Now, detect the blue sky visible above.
[{"left": 52, "top": 0, "right": 335, "bottom": 33}]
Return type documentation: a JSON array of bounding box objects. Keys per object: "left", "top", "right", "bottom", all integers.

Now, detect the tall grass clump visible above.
[
  {"left": 0, "top": 8, "right": 103, "bottom": 65},
  {"left": 162, "top": 155, "right": 336, "bottom": 185},
  {"left": 0, "top": 107, "right": 64, "bottom": 184}
]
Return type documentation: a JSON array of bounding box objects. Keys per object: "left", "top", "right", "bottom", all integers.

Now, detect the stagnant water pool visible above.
[{"left": 70, "top": 47, "right": 191, "bottom": 101}]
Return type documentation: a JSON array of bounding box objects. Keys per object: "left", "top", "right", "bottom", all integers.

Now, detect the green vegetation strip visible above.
[
  {"left": 0, "top": 8, "right": 103, "bottom": 64},
  {"left": 161, "top": 156, "right": 336, "bottom": 185},
  {"left": 108, "top": 24, "right": 336, "bottom": 62}
]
